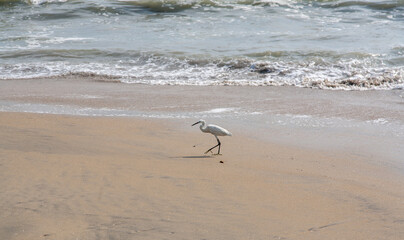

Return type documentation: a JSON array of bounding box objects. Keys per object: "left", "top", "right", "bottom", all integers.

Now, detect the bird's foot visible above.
[
  {"left": 204, "top": 150, "right": 213, "bottom": 154},
  {"left": 213, "top": 153, "right": 222, "bottom": 156}
]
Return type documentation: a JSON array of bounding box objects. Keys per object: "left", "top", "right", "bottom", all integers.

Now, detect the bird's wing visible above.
[{"left": 207, "top": 124, "right": 232, "bottom": 136}]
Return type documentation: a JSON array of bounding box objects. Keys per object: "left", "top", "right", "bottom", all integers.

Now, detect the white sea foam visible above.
[
  {"left": 367, "top": 118, "right": 389, "bottom": 125},
  {"left": 27, "top": 0, "right": 68, "bottom": 5},
  {"left": 0, "top": 101, "right": 261, "bottom": 121},
  {"left": 1, "top": 56, "right": 403, "bottom": 90},
  {"left": 202, "top": 108, "right": 236, "bottom": 114},
  {"left": 44, "top": 37, "right": 91, "bottom": 44},
  {"left": 60, "top": 94, "right": 103, "bottom": 99}
]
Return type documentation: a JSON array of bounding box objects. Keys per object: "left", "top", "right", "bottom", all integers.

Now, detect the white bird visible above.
[{"left": 192, "top": 119, "right": 232, "bottom": 155}]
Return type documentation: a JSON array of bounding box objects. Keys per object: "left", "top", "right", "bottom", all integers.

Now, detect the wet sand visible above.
[
  {"left": 1, "top": 112, "right": 404, "bottom": 239},
  {"left": 1, "top": 77, "right": 404, "bottom": 164}
]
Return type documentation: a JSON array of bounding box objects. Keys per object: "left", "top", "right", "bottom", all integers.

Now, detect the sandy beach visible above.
[
  {"left": 1, "top": 110, "right": 404, "bottom": 240},
  {"left": 2, "top": 0, "right": 404, "bottom": 239}
]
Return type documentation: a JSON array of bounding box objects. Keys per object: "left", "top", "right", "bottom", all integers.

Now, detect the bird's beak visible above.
[{"left": 192, "top": 121, "right": 201, "bottom": 126}]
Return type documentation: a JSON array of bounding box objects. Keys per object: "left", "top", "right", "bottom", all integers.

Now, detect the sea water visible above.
[{"left": 1, "top": 0, "right": 404, "bottom": 89}]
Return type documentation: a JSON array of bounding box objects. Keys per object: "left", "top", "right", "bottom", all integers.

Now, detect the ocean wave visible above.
[
  {"left": 114, "top": 0, "right": 300, "bottom": 13},
  {"left": 116, "top": 0, "right": 404, "bottom": 12},
  {"left": 0, "top": 0, "right": 287, "bottom": 11},
  {"left": 0, "top": 0, "right": 69, "bottom": 7},
  {"left": 0, "top": 0, "right": 69, "bottom": 4},
  {"left": 117, "top": 0, "right": 211, "bottom": 12},
  {"left": 2, "top": 0, "right": 403, "bottom": 10},
  {"left": 317, "top": 0, "right": 404, "bottom": 10},
  {"left": 28, "top": 0, "right": 68, "bottom": 4},
  {"left": 2, "top": 0, "right": 403, "bottom": 14},
  {"left": 1, "top": 50, "right": 403, "bottom": 90}
]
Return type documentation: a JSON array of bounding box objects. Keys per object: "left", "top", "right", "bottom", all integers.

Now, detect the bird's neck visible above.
[{"left": 199, "top": 122, "right": 207, "bottom": 132}]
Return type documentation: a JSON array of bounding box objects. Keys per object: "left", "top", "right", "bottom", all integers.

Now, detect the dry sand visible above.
[{"left": 1, "top": 112, "right": 404, "bottom": 239}]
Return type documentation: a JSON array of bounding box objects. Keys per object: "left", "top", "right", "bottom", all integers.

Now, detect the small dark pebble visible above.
[{"left": 219, "top": 161, "right": 224, "bottom": 163}]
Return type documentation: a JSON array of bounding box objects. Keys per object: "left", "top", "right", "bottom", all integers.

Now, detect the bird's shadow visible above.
[{"left": 181, "top": 155, "right": 213, "bottom": 159}]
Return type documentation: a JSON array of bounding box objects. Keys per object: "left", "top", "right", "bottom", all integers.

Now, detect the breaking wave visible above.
[
  {"left": 1, "top": 49, "right": 403, "bottom": 90},
  {"left": 2, "top": 0, "right": 403, "bottom": 11}
]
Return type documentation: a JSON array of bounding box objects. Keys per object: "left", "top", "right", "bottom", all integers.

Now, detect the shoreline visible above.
[
  {"left": 1, "top": 111, "right": 404, "bottom": 239},
  {"left": 1, "top": 78, "right": 404, "bottom": 165}
]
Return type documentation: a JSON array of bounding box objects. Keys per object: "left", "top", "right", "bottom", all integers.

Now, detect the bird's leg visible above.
[
  {"left": 216, "top": 136, "right": 221, "bottom": 155},
  {"left": 204, "top": 136, "right": 222, "bottom": 155},
  {"left": 204, "top": 136, "right": 221, "bottom": 155},
  {"left": 204, "top": 144, "right": 219, "bottom": 154}
]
